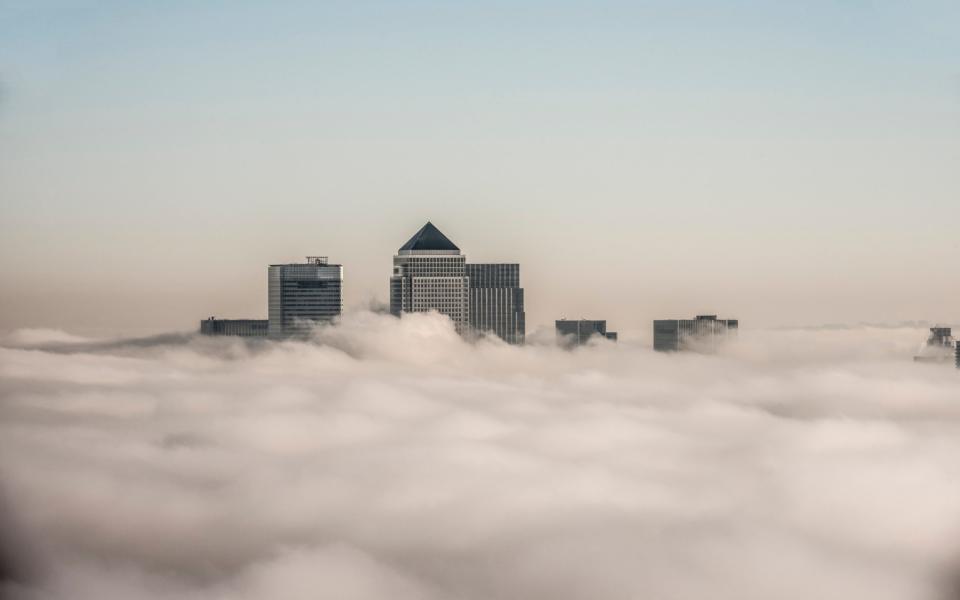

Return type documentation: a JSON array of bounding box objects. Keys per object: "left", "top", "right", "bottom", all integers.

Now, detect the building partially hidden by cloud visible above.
[
  {"left": 653, "top": 315, "right": 738, "bottom": 352},
  {"left": 268, "top": 256, "right": 343, "bottom": 337},
  {"left": 913, "top": 326, "right": 956, "bottom": 364},
  {"left": 199, "top": 256, "right": 342, "bottom": 338},
  {"left": 390, "top": 222, "right": 470, "bottom": 334},
  {"left": 391, "top": 222, "right": 526, "bottom": 344},
  {"left": 199, "top": 317, "right": 268, "bottom": 337},
  {"left": 467, "top": 263, "right": 525, "bottom": 345},
  {"left": 555, "top": 318, "right": 617, "bottom": 347}
]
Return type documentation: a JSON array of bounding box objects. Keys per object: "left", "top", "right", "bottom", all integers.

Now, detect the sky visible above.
[
  {"left": 2, "top": 317, "right": 960, "bottom": 600},
  {"left": 1, "top": 1, "right": 959, "bottom": 334}
]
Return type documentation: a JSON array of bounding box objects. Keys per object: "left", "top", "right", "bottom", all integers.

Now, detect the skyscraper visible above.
[
  {"left": 466, "top": 263, "right": 525, "bottom": 344},
  {"left": 653, "top": 315, "right": 738, "bottom": 352},
  {"left": 268, "top": 256, "right": 343, "bottom": 337},
  {"left": 556, "top": 319, "right": 617, "bottom": 347},
  {"left": 390, "top": 223, "right": 469, "bottom": 334}
]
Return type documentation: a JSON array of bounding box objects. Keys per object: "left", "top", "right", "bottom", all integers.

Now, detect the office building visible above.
[
  {"left": 390, "top": 222, "right": 470, "bottom": 334},
  {"left": 556, "top": 319, "right": 617, "bottom": 347},
  {"left": 199, "top": 318, "right": 268, "bottom": 337},
  {"left": 653, "top": 315, "right": 738, "bottom": 352},
  {"left": 268, "top": 256, "right": 343, "bottom": 337},
  {"left": 467, "top": 263, "right": 525, "bottom": 344},
  {"left": 913, "top": 326, "right": 956, "bottom": 363}
]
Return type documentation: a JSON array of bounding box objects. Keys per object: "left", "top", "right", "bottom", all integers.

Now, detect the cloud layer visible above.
[{"left": 1, "top": 312, "right": 959, "bottom": 600}]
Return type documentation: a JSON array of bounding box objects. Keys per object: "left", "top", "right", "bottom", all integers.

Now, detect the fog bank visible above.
[{"left": 1, "top": 312, "right": 958, "bottom": 600}]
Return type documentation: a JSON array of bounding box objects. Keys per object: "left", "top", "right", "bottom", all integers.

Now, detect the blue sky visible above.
[{"left": 1, "top": 1, "right": 958, "bottom": 333}]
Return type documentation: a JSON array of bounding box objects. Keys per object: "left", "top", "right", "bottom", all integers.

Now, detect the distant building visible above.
[
  {"left": 199, "top": 318, "right": 268, "bottom": 337},
  {"left": 956, "top": 342, "right": 960, "bottom": 370},
  {"left": 268, "top": 256, "right": 343, "bottom": 337},
  {"left": 467, "top": 263, "right": 525, "bottom": 344},
  {"left": 653, "top": 315, "right": 738, "bottom": 352},
  {"left": 556, "top": 319, "right": 617, "bottom": 347},
  {"left": 914, "top": 326, "right": 955, "bottom": 364},
  {"left": 390, "top": 222, "right": 470, "bottom": 334}
]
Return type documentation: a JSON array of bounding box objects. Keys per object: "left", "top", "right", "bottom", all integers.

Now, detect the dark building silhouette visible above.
[
  {"left": 467, "top": 263, "right": 525, "bottom": 344},
  {"left": 199, "top": 318, "right": 267, "bottom": 337},
  {"left": 653, "top": 315, "right": 738, "bottom": 352},
  {"left": 556, "top": 319, "right": 617, "bottom": 347},
  {"left": 914, "top": 326, "right": 956, "bottom": 363}
]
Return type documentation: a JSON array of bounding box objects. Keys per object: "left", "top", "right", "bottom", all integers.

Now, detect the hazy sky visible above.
[{"left": 1, "top": 1, "right": 958, "bottom": 334}]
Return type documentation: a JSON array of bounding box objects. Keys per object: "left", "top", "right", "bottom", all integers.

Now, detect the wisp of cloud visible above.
[{"left": 1, "top": 312, "right": 959, "bottom": 600}]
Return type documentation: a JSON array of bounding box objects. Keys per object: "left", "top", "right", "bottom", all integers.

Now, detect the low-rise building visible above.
[
  {"left": 653, "top": 315, "right": 738, "bottom": 352},
  {"left": 199, "top": 318, "right": 268, "bottom": 337}
]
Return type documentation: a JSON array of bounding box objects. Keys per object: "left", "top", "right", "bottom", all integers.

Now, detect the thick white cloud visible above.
[{"left": 1, "top": 312, "right": 959, "bottom": 600}]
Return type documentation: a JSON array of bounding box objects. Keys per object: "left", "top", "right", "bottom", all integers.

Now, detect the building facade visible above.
[
  {"left": 653, "top": 315, "right": 738, "bottom": 352},
  {"left": 268, "top": 256, "right": 343, "bottom": 337},
  {"left": 466, "top": 263, "right": 525, "bottom": 344},
  {"left": 199, "top": 318, "right": 268, "bottom": 337},
  {"left": 556, "top": 319, "right": 617, "bottom": 347},
  {"left": 913, "top": 326, "right": 956, "bottom": 363},
  {"left": 390, "top": 223, "right": 470, "bottom": 334}
]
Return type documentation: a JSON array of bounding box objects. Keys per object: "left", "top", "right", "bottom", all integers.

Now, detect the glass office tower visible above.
[
  {"left": 268, "top": 257, "right": 343, "bottom": 337},
  {"left": 389, "top": 222, "right": 469, "bottom": 334},
  {"left": 467, "top": 263, "right": 525, "bottom": 344}
]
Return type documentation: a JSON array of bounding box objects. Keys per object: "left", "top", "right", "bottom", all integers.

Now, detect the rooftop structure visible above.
[{"left": 398, "top": 222, "right": 460, "bottom": 253}]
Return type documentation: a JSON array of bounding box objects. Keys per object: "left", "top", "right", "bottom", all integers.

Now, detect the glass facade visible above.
[
  {"left": 653, "top": 315, "right": 738, "bottom": 352},
  {"left": 555, "top": 319, "right": 616, "bottom": 347},
  {"left": 390, "top": 223, "right": 528, "bottom": 341},
  {"left": 199, "top": 318, "right": 268, "bottom": 337},
  {"left": 390, "top": 252, "right": 469, "bottom": 333},
  {"left": 268, "top": 257, "right": 343, "bottom": 337},
  {"left": 467, "top": 263, "right": 525, "bottom": 344},
  {"left": 390, "top": 224, "right": 470, "bottom": 334}
]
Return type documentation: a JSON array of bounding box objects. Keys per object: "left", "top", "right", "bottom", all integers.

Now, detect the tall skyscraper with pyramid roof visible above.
[{"left": 389, "top": 222, "right": 470, "bottom": 334}]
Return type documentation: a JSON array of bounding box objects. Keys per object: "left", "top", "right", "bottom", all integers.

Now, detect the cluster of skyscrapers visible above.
[
  {"left": 198, "top": 220, "right": 757, "bottom": 354},
  {"left": 201, "top": 222, "right": 526, "bottom": 344},
  {"left": 199, "top": 220, "right": 751, "bottom": 351},
  {"left": 389, "top": 223, "right": 525, "bottom": 343},
  {"left": 197, "top": 228, "right": 960, "bottom": 367}
]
